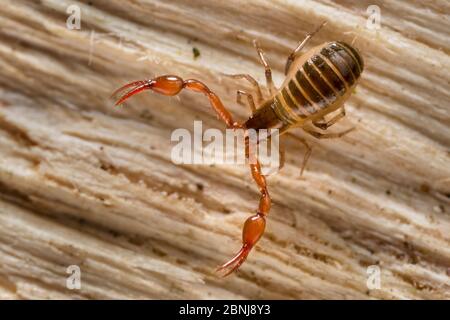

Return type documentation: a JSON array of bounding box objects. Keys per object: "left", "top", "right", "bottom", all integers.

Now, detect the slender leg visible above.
[
  {"left": 253, "top": 39, "right": 276, "bottom": 95},
  {"left": 303, "top": 127, "right": 355, "bottom": 139},
  {"left": 112, "top": 75, "right": 241, "bottom": 129},
  {"left": 287, "top": 133, "right": 312, "bottom": 176},
  {"left": 223, "top": 73, "right": 264, "bottom": 103},
  {"left": 279, "top": 143, "right": 285, "bottom": 171},
  {"left": 237, "top": 90, "right": 256, "bottom": 113},
  {"left": 285, "top": 21, "right": 327, "bottom": 75},
  {"left": 216, "top": 157, "right": 271, "bottom": 277},
  {"left": 313, "top": 107, "right": 346, "bottom": 130}
]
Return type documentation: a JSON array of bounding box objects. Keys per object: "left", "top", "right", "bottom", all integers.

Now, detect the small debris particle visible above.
[
  {"left": 420, "top": 183, "right": 430, "bottom": 193},
  {"left": 152, "top": 247, "right": 167, "bottom": 257},
  {"left": 110, "top": 230, "right": 120, "bottom": 238},
  {"left": 433, "top": 205, "right": 445, "bottom": 214},
  {"left": 385, "top": 189, "right": 391, "bottom": 195},
  {"left": 140, "top": 110, "right": 153, "bottom": 120},
  {"left": 192, "top": 47, "right": 200, "bottom": 60},
  {"left": 175, "top": 258, "right": 187, "bottom": 266},
  {"left": 403, "top": 241, "right": 419, "bottom": 264},
  {"left": 129, "top": 235, "right": 146, "bottom": 246},
  {"left": 187, "top": 37, "right": 198, "bottom": 44},
  {"left": 196, "top": 183, "right": 204, "bottom": 192}
]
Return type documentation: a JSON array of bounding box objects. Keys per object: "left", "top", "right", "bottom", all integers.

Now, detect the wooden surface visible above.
[{"left": 0, "top": 0, "right": 449, "bottom": 299}]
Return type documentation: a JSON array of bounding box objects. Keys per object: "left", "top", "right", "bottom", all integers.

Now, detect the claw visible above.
[
  {"left": 111, "top": 80, "right": 153, "bottom": 106},
  {"left": 111, "top": 80, "right": 147, "bottom": 99},
  {"left": 216, "top": 244, "right": 252, "bottom": 277},
  {"left": 216, "top": 213, "right": 266, "bottom": 277}
]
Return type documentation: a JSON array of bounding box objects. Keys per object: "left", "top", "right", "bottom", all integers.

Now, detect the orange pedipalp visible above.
[
  {"left": 216, "top": 212, "right": 266, "bottom": 277},
  {"left": 112, "top": 75, "right": 272, "bottom": 277},
  {"left": 110, "top": 80, "right": 148, "bottom": 99},
  {"left": 114, "top": 83, "right": 152, "bottom": 106},
  {"left": 216, "top": 244, "right": 252, "bottom": 277}
]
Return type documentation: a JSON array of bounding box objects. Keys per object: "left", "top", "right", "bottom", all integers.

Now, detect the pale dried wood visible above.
[{"left": 0, "top": 0, "right": 449, "bottom": 299}]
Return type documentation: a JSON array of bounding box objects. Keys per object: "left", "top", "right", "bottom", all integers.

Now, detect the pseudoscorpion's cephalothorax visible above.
[{"left": 112, "top": 22, "right": 364, "bottom": 276}]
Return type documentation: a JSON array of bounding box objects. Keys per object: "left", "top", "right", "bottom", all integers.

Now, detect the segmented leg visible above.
[
  {"left": 216, "top": 158, "right": 271, "bottom": 277},
  {"left": 313, "top": 107, "right": 346, "bottom": 130},
  {"left": 112, "top": 75, "right": 240, "bottom": 129},
  {"left": 303, "top": 127, "right": 355, "bottom": 139},
  {"left": 287, "top": 133, "right": 312, "bottom": 176},
  {"left": 237, "top": 90, "right": 256, "bottom": 113},
  {"left": 224, "top": 73, "right": 263, "bottom": 103},
  {"left": 253, "top": 39, "right": 276, "bottom": 95},
  {"left": 279, "top": 143, "right": 285, "bottom": 171},
  {"left": 285, "top": 21, "right": 327, "bottom": 75}
]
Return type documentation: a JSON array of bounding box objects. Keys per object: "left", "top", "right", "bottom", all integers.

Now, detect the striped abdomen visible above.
[
  {"left": 245, "top": 41, "right": 364, "bottom": 133},
  {"left": 275, "top": 41, "right": 363, "bottom": 126}
]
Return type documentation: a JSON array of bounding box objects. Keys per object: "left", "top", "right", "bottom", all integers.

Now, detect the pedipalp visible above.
[{"left": 112, "top": 75, "right": 239, "bottom": 129}]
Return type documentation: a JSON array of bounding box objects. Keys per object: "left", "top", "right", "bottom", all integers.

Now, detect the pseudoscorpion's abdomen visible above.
[{"left": 274, "top": 41, "right": 364, "bottom": 125}]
